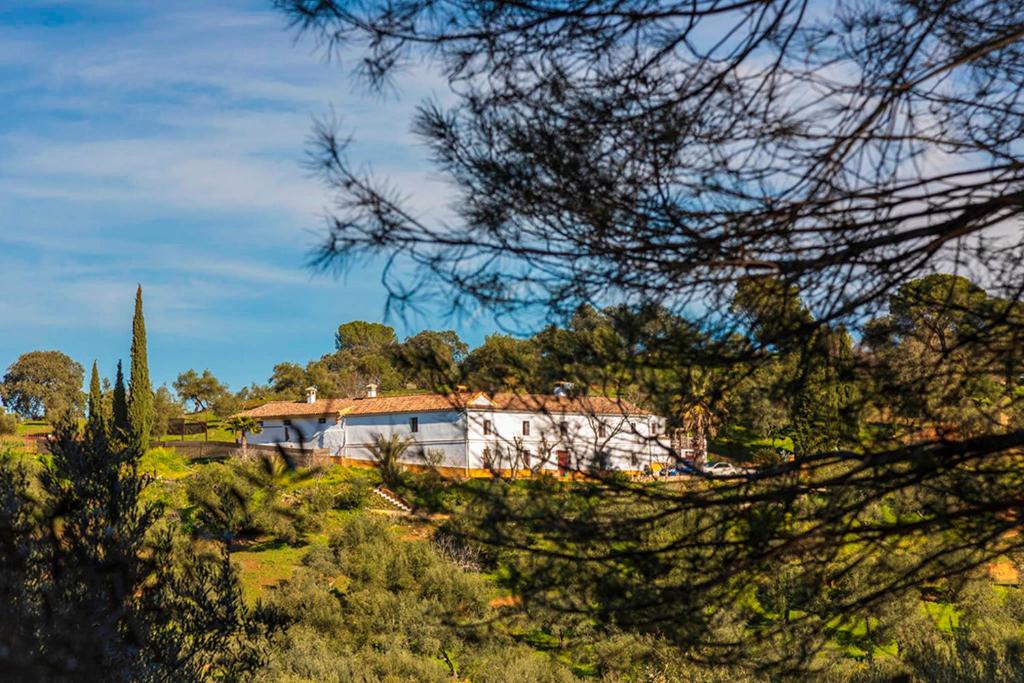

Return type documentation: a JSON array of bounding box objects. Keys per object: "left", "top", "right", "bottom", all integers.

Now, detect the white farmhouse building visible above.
[{"left": 235, "top": 386, "right": 667, "bottom": 476}]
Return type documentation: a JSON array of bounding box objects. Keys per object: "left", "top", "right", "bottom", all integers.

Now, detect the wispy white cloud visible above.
[{"left": 0, "top": 0, "right": 479, "bottom": 387}]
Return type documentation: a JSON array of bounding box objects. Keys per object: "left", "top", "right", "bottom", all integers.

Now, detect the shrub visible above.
[
  {"left": 397, "top": 470, "right": 477, "bottom": 514},
  {"left": 150, "top": 386, "right": 184, "bottom": 440},
  {"left": 460, "top": 645, "right": 576, "bottom": 683},
  {"left": 184, "top": 462, "right": 256, "bottom": 538},
  {"left": 185, "top": 455, "right": 336, "bottom": 543},
  {"left": 332, "top": 480, "right": 370, "bottom": 510},
  {"left": 250, "top": 505, "right": 304, "bottom": 545},
  {"left": 259, "top": 513, "right": 517, "bottom": 682},
  {"left": 432, "top": 530, "right": 482, "bottom": 572},
  {"left": 258, "top": 486, "right": 330, "bottom": 543},
  {"left": 751, "top": 447, "right": 787, "bottom": 466},
  {"left": 140, "top": 447, "right": 193, "bottom": 479},
  {"left": 0, "top": 412, "right": 17, "bottom": 436},
  {"left": 261, "top": 511, "right": 596, "bottom": 681},
  {"left": 302, "top": 485, "right": 336, "bottom": 515}
]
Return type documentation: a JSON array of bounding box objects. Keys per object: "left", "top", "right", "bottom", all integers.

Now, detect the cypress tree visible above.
[
  {"left": 127, "top": 286, "right": 153, "bottom": 453},
  {"left": 85, "top": 361, "right": 106, "bottom": 446},
  {"left": 112, "top": 360, "right": 129, "bottom": 441}
]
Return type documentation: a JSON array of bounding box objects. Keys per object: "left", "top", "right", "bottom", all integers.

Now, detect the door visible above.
[{"left": 557, "top": 450, "right": 571, "bottom": 475}]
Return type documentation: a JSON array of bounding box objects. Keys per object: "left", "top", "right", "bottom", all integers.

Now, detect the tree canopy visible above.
[
  {"left": 1, "top": 350, "right": 84, "bottom": 420},
  {"left": 173, "top": 369, "right": 227, "bottom": 412},
  {"left": 274, "top": 0, "right": 1024, "bottom": 669}
]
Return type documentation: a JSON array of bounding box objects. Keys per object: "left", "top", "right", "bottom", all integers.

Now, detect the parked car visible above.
[
  {"left": 705, "top": 461, "right": 742, "bottom": 477},
  {"left": 661, "top": 462, "right": 697, "bottom": 477}
]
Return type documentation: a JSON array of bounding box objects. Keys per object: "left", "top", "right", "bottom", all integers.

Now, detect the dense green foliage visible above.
[
  {"left": 394, "top": 329, "right": 468, "bottom": 390},
  {"left": 864, "top": 274, "right": 1024, "bottom": 438},
  {"left": 0, "top": 410, "right": 17, "bottom": 435},
  {"left": 111, "top": 359, "right": 129, "bottom": 441},
  {"left": 182, "top": 453, "right": 365, "bottom": 545},
  {"left": 256, "top": 515, "right": 574, "bottom": 682},
  {"left": 151, "top": 384, "right": 184, "bottom": 440},
  {"left": 128, "top": 285, "right": 153, "bottom": 453},
  {"left": 85, "top": 360, "right": 106, "bottom": 446},
  {"left": 173, "top": 368, "right": 227, "bottom": 412},
  {"left": 4, "top": 274, "right": 1023, "bottom": 679},
  {"left": 0, "top": 350, "right": 84, "bottom": 420},
  {"left": 6, "top": 428, "right": 1024, "bottom": 680},
  {"left": 0, "top": 433, "right": 262, "bottom": 679},
  {"left": 143, "top": 453, "right": 1024, "bottom": 680}
]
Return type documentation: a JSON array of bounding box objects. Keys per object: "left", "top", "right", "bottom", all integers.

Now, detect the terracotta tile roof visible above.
[
  {"left": 235, "top": 394, "right": 463, "bottom": 419},
  {"left": 488, "top": 393, "right": 649, "bottom": 415},
  {"left": 236, "top": 398, "right": 358, "bottom": 419},
  {"left": 236, "top": 391, "right": 649, "bottom": 419},
  {"left": 345, "top": 393, "right": 471, "bottom": 415}
]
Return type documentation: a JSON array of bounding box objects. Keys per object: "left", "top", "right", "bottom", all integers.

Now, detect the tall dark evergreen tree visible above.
[
  {"left": 127, "top": 286, "right": 153, "bottom": 453},
  {"left": 85, "top": 360, "right": 106, "bottom": 447},
  {"left": 111, "top": 359, "right": 129, "bottom": 441},
  {"left": 0, "top": 406, "right": 265, "bottom": 678}
]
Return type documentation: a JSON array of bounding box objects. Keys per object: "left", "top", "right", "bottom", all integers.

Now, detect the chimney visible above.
[
  {"left": 365, "top": 383, "right": 378, "bottom": 398},
  {"left": 305, "top": 386, "right": 317, "bottom": 403}
]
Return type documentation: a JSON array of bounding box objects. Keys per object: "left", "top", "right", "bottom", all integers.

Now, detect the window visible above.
[
  {"left": 598, "top": 423, "right": 607, "bottom": 438},
  {"left": 522, "top": 420, "right": 530, "bottom": 436},
  {"left": 482, "top": 447, "right": 492, "bottom": 467},
  {"left": 483, "top": 419, "right": 492, "bottom": 435},
  {"left": 283, "top": 419, "right": 292, "bottom": 426},
  {"left": 630, "top": 422, "right": 637, "bottom": 433},
  {"left": 258, "top": 421, "right": 264, "bottom": 428},
  {"left": 559, "top": 421, "right": 568, "bottom": 436},
  {"left": 521, "top": 449, "right": 531, "bottom": 467},
  {"left": 318, "top": 417, "right": 327, "bottom": 424},
  {"left": 410, "top": 416, "right": 419, "bottom": 433}
]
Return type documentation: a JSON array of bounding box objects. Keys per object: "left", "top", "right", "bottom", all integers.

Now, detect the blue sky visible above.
[{"left": 0, "top": 1, "right": 492, "bottom": 391}]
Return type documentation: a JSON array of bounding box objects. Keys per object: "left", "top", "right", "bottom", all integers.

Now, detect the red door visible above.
[{"left": 557, "top": 450, "right": 571, "bottom": 475}]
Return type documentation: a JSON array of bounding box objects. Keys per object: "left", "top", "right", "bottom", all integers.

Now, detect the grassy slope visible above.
[
  {"left": 138, "top": 450, "right": 388, "bottom": 601},
  {"left": 141, "top": 447, "right": 197, "bottom": 479},
  {"left": 6, "top": 442, "right": 1010, "bottom": 669},
  {"left": 16, "top": 420, "right": 52, "bottom": 436},
  {"left": 711, "top": 424, "right": 794, "bottom": 462},
  {"left": 157, "top": 410, "right": 235, "bottom": 442}
]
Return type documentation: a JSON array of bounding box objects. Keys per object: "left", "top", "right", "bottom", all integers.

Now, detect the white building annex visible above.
[{"left": 235, "top": 386, "right": 668, "bottom": 476}]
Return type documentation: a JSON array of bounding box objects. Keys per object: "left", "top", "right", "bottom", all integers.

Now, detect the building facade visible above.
[{"left": 235, "top": 388, "right": 668, "bottom": 476}]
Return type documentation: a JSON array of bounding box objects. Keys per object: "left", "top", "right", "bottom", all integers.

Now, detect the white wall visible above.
[
  {"left": 465, "top": 409, "right": 663, "bottom": 472},
  {"left": 247, "top": 407, "right": 666, "bottom": 472},
  {"left": 249, "top": 416, "right": 343, "bottom": 452},
  {"left": 342, "top": 410, "right": 468, "bottom": 469}
]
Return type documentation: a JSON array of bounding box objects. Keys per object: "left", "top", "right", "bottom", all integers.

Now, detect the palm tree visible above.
[
  {"left": 678, "top": 368, "right": 726, "bottom": 467},
  {"left": 224, "top": 416, "right": 262, "bottom": 460},
  {"left": 368, "top": 433, "right": 411, "bottom": 486},
  {"left": 679, "top": 403, "right": 717, "bottom": 467}
]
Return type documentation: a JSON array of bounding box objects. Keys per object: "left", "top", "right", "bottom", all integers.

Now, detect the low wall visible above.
[
  {"left": 151, "top": 440, "right": 332, "bottom": 467},
  {"left": 151, "top": 440, "right": 235, "bottom": 459}
]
